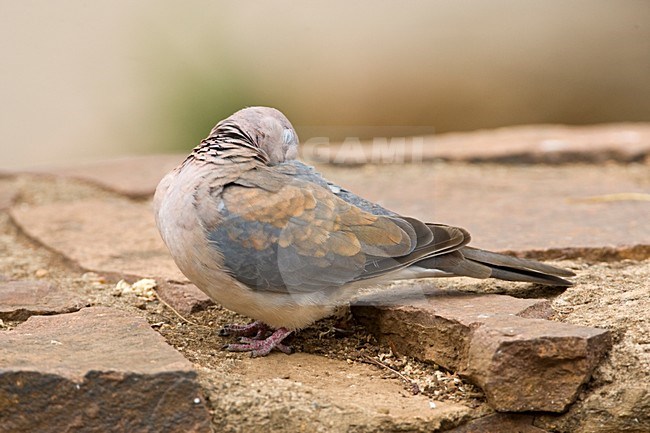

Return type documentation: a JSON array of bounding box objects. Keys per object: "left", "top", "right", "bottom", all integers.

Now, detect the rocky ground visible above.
[{"left": 0, "top": 123, "right": 649, "bottom": 432}]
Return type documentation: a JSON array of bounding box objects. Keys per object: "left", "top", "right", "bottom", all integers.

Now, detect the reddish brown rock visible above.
[
  {"left": 9, "top": 198, "right": 185, "bottom": 282},
  {"left": 352, "top": 284, "right": 611, "bottom": 412},
  {"left": 464, "top": 317, "right": 611, "bottom": 412},
  {"left": 0, "top": 280, "right": 86, "bottom": 320},
  {"left": 156, "top": 283, "right": 214, "bottom": 316},
  {"left": 307, "top": 123, "right": 650, "bottom": 165},
  {"left": 0, "top": 307, "right": 211, "bottom": 433},
  {"left": 28, "top": 155, "right": 184, "bottom": 198},
  {"left": 352, "top": 286, "right": 553, "bottom": 371}
]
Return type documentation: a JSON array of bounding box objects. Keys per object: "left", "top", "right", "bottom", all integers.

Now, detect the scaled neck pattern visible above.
[{"left": 184, "top": 120, "right": 270, "bottom": 167}]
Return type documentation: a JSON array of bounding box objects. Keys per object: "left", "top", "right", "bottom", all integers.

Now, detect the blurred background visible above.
[{"left": 1, "top": 0, "right": 649, "bottom": 169}]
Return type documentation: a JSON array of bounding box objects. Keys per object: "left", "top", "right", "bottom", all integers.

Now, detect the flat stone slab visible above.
[
  {"left": 307, "top": 123, "right": 650, "bottom": 165},
  {"left": 0, "top": 307, "right": 211, "bottom": 432},
  {"left": 10, "top": 198, "right": 186, "bottom": 282},
  {"left": 352, "top": 285, "right": 611, "bottom": 412},
  {"left": 156, "top": 283, "right": 214, "bottom": 316},
  {"left": 216, "top": 352, "right": 474, "bottom": 432},
  {"left": 318, "top": 163, "right": 650, "bottom": 257},
  {"left": 0, "top": 280, "right": 86, "bottom": 320},
  {"left": 27, "top": 155, "right": 184, "bottom": 198}
]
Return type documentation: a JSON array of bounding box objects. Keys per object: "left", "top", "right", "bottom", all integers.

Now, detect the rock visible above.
[
  {"left": 1, "top": 133, "right": 647, "bottom": 431},
  {"left": 0, "top": 307, "right": 211, "bottom": 433},
  {"left": 210, "top": 352, "right": 474, "bottom": 432},
  {"left": 465, "top": 316, "right": 611, "bottom": 412},
  {"left": 0, "top": 280, "right": 86, "bottom": 321},
  {"left": 352, "top": 284, "right": 611, "bottom": 412},
  {"left": 27, "top": 155, "right": 184, "bottom": 199},
  {"left": 536, "top": 387, "right": 650, "bottom": 433},
  {"left": 533, "top": 261, "right": 650, "bottom": 432},
  {"left": 352, "top": 286, "right": 553, "bottom": 371},
  {"left": 9, "top": 198, "right": 185, "bottom": 282},
  {"left": 156, "top": 283, "right": 214, "bottom": 316}
]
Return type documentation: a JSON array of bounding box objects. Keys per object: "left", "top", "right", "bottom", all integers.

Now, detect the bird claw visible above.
[
  {"left": 226, "top": 341, "right": 293, "bottom": 357},
  {"left": 219, "top": 320, "right": 269, "bottom": 339},
  {"left": 223, "top": 327, "right": 293, "bottom": 357}
]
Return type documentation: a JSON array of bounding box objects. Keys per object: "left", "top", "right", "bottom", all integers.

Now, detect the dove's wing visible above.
[
  {"left": 203, "top": 166, "right": 423, "bottom": 294},
  {"left": 276, "top": 161, "right": 473, "bottom": 271},
  {"left": 279, "top": 161, "right": 574, "bottom": 286}
]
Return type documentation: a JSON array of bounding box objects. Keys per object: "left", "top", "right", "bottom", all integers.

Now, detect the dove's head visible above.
[{"left": 209, "top": 106, "right": 299, "bottom": 165}]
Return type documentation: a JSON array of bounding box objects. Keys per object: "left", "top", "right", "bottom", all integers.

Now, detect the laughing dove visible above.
[{"left": 154, "top": 106, "right": 574, "bottom": 357}]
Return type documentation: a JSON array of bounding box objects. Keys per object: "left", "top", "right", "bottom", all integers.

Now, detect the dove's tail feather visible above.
[
  {"left": 459, "top": 246, "right": 574, "bottom": 286},
  {"left": 409, "top": 246, "right": 574, "bottom": 286}
]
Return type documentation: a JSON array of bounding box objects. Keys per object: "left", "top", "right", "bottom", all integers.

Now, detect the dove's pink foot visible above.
[
  {"left": 224, "top": 327, "right": 293, "bottom": 357},
  {"left": 219, "top": 320, "right": 270, "bottom": 339}
]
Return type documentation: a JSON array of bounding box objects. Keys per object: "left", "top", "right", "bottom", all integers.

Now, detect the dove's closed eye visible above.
[{"left": 282, "top": 129, "right": 295, "bottom": 144}]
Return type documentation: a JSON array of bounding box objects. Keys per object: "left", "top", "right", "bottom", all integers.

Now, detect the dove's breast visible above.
[{"left": 154, "top": 163, "right": 235, "bottom": 291}]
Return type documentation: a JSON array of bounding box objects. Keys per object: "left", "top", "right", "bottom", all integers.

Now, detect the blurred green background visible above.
[{"left": 1, "top": 0, "right": 649, "bottom": 169}]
